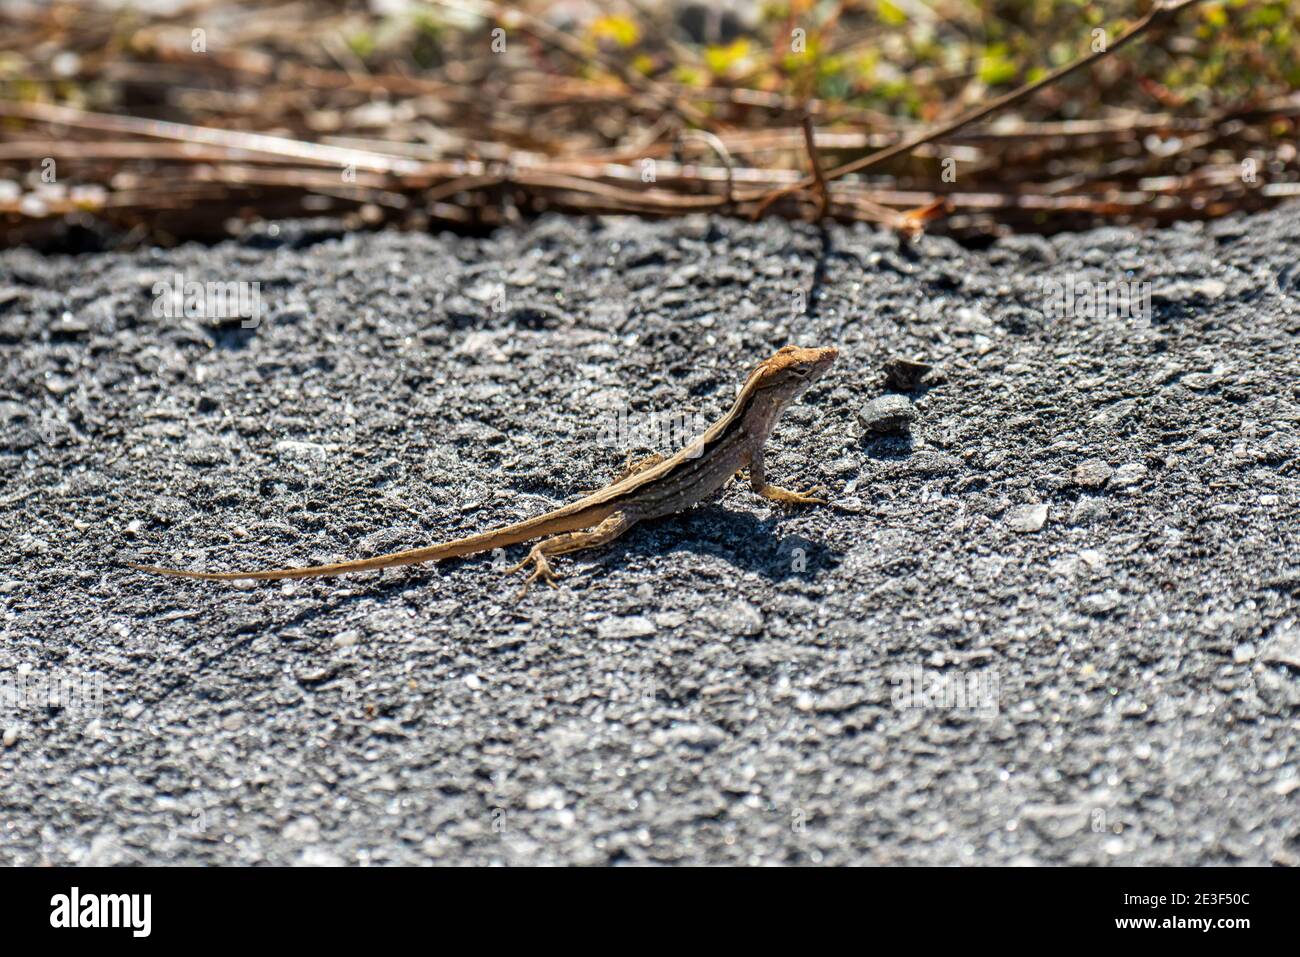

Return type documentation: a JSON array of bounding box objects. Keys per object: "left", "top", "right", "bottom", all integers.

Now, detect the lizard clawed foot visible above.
[
  {"left": 758, "top": 483, "right": 828, "bottom": 506},
  {"left": 506, "top": 548, "right": 562, "bottom": 599}
]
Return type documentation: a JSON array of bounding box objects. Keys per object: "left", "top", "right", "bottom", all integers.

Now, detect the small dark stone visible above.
[
  {"left": 858, "top": 394, "right": 916, "bottom": 435},
  {"left": 882, "top": 356, "right": 935, "bottom": 392}
]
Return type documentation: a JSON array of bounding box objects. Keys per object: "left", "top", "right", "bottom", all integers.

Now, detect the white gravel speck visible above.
[
  {"left": 331, "top": 629, "right": 361, "bottom": 648},
  {"left": 1111, "top": 463, "right": 1149, "bottom": 488},
  {"left": 596, "top": 615, "right": 657, "bottom": 639},
  {"left": 525, "top": 786, "right": 564, "bottom": 811},
  {"left": 282, "top": 817, "right": 321, "bottom": 843},
  {"left": 1006, "top": 504, "right": 1048, "bottom": 533}
]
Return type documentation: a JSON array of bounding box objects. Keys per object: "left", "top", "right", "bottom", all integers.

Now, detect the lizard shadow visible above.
[
  {"left": 343, "top": 504, "right": 842, "bottom": 594},
  {"left": 576, "top": 503, "right": 844, "bottom": 585},
  {"left": 296, "top": 502, "right": 840, "bottom": 608},
  {"left": 859, "top": 433, "right": 915, "bottom": 461}
]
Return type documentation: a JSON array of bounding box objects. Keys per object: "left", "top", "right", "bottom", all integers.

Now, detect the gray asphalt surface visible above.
[{"left": 1, "top": 205, "right": 1297, "bottom": 865}]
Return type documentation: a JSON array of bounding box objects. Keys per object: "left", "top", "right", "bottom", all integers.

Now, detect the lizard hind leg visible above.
[{"left": 505, "top": 511, "right": 635, "bottom": 599}]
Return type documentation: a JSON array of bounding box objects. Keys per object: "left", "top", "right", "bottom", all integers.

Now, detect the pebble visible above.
[
  {"left": 1081, "top": 590, "right": 1121, "bottom": 615},
  {"left": 298, "top": 846, "right": 344, "bottom": 867},
  {"left": 649, "top": 723, "right": 726, "bottom": 749},
  {"left": 1183, "top": 371, "right": 1226, "bottom": 391},
  {"left": 51, "top": 314, "right": 90, "bottom": 335},
  {"left": 881, "top": 357, "right": 934, "bottom": 392},
  {"left": 1273, "top": 779, "right": 1300, "bottom": 797},
  {"left": 282, "top": 817, "right": 321, "bottom": 842},
  {"left": 1090, "top": 398, "right": 1136, "bottom": 429},
  {"left": 1152, "top": 278, "right": 1227, "bottom": 304},
  {"left": 44, "top": 375, "right": 73, "bottom": 395},
  {"left": 596, "top": 616, "right": 657, "bottom": 640},
  {"left": 1071, "top": 459, "right": 1112, "bottom": 488},
  {"left": 704, "top": 600, "right": 764, "bottom": 637},
  {"left": 1069, "top": 498, "right": 1109, "bottom": 525},
  {"left": 331, "top": 629, "right": 360, "bottom": 648},
  {"left": 274, "top": 440, "right": 329, "bottom": 460},
  {"left": 1110, "top": 463, "right": 1149, "bottom": 488},
  {"left": 952, "top": 306, "right": 992, "bottom": 331},
  {"left": 525, "top": 786, "right": 565, "bottom": 811},
  {"left": 3, "top": 726, "right": 18, "bottom": 747},
  {"left": 1006, "top": 504, "right": 1049, "bottom": 533},
  {"left": 1078, "top": 549, "right": 1107, "bottom": 572},
  {"left": 858, "top": 394, "right": 916, "bottom": 435},
  {"left": 1259, "top": 624, "right": 1300, "bottom": 670}
]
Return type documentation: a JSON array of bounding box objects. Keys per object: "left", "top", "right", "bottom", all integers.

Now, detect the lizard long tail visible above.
[
  {"left": 127, "top": 506, "right": 610, "bottom": 581},
  {"left": 126, "top": 543, "right": 459, "bottom": 581}
]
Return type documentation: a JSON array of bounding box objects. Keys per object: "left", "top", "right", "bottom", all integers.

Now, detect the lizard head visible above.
[
  {"left": 732, "top": 345, "right": 838, "bottom": 432},
  {"left": 746, "top": 344, "right": 839, "bottom": 398}
]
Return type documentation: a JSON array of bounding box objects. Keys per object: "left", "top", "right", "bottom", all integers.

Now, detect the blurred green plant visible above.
[{"left": 455, "top": 0, "right": 1297, "bottom": 122}]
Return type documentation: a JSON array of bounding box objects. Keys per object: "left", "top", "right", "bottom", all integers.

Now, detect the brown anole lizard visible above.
[{"left": 128, "top": 344, "right": 838, "bottom": 592}]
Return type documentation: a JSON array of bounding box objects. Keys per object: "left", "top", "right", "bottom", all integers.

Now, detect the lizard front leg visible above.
[
  {"left": 749, "top": 449, "right": 827, "bottom": 505},
  {"left": 614, "top": 451, "right": 666, "bottom": 483},
  {"left": 506, "top": 511, "right": 636, "bottom": 597}
]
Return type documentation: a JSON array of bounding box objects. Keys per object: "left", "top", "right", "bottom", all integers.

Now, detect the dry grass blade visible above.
[{"left": 0, "top": 0, "right": 1294, "bottom": 248}]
